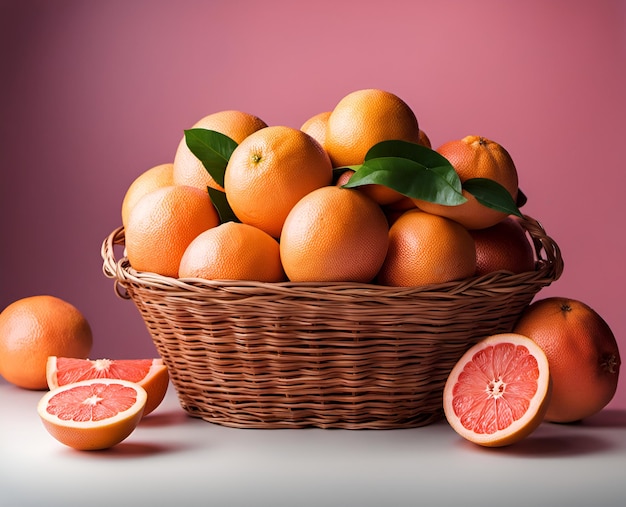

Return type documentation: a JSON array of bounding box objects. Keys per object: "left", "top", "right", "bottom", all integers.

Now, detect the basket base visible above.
[{"left": 178, "top": 399, "right": 444, "bottom": 430}]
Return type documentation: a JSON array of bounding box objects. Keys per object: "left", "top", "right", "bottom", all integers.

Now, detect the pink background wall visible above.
[{"left": 1, "top": 0, "right": 625, "bottom": 408}]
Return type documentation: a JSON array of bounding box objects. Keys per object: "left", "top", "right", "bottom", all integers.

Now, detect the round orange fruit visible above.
[
  {"left": 121, "top": 163, "right": 174, "bottom": 228},
  {"left": 0, "top": 295, "right": 93, "bottom": 390},
  {"left": 279, "top": 186, "right": 389, "bottom": 283},
  {"left": 513, "top": 297, "right": 621, "bottom": 423},
  {"left": 124, "top": 185, "right": 220, "bottom": 277},
  {"left": 179, "top": 221, "right": 286, "bottom": 282},
  {"left": 224, "top": 125, "right": 333, "bottom": 238},
  {"left": 443, "top": 333, "right": 552, "bottom": 447},
  {"left": 325, "top": 88, "right": 420, "bottom": 168},
  {"left": 172, "top": 110, "right": 268, "bottom": 192},
  {"left": 418, "top": 129, "right": 432, "bottom": 148},
  {"left": 470, "top": 217, "right": 535, "bottom": 276},
  {"left": 376, "top": 209, "right": 476, "bottom": 287},
  {"left": 300, "top": 111, "right": 331, "bottom": 151},
  {"left": 414, "top": 135, "right": 519, "bottom": 230}
]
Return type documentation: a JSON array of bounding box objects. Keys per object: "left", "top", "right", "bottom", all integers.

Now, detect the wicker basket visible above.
[{"left": 101, "top": 215, "right": 562, "bottom": 429}]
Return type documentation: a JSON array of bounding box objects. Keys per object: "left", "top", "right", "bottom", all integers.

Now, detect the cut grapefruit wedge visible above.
[
  {"left": 443, "top": 333, "right": 552, "bottom": 447},
  {"left": 46, "top": 357, "right": 169, "bottom": 416},
  {"left": 37, "top": 378, "right": 147, "bottom": 450}
]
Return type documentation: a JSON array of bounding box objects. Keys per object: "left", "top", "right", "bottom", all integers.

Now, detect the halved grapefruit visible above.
[
  {"left": 443, "top": 333, "right": 552, "bottom": 447},
  {"left": 37, "top": 378, "right": 147, "bottom": 450},
  {"left": 46, "top": 357, "right": 169, "bottom": 416}
]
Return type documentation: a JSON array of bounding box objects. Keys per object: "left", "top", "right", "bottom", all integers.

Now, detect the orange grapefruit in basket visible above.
[
  {"left": 376, "top": 209, "right": 476, "bottom": 287},
  {"left": 470, "top": 216, "right": 535, "bottom": 276},
  {"left": 46, "top": 356, "right": 169, "bottom": 416},
  {"left": 121, "top": 163, "right": 174, "bottom": 228},
  {"left": 0, "top": 295, "right": 93, "bottom": 390},
  {"left": 513, "top": 297, "right": 621, "bottom": 423},
  {"left": 413, "top": 135, "right": 519, "bottom": 230},
  {"left": 224, "top": 125, "right": 333, "bottom": 238},
  {"left": 300, "top": 111, "right": 331, "bottom": 151},
  {"left": 37, "top": 379, "right": 147, "bottom": 450},
  {"left": 279, "top": 185, "right": 389, "bottom": 283},
  {"left": 325, "top": 88, "right": 421, "bottom": 168},
  {"left": 124, "top": 185, "right": 220, "bottom": 278},
  {"left": 179, "top": 221, "right": 286, "bottom": 282},
  {"left": 443, "top": 333, "right": 551, "bottom": 447},
  {"left": 172, "top": 110, "right": 268, "bottom": 193}
]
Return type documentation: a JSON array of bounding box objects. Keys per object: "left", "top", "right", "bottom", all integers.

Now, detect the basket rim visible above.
[{"left": 101, "top": 214, "right": 563, "bottom": 298}]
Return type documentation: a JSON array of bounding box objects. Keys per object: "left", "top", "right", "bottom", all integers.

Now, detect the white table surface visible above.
[{"left": 2, "top": 378, "right": 625, "bottom": 507}]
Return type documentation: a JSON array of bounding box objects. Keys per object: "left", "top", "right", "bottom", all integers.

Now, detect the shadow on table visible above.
[
  {"left": 138, "top": 408, "right": 191, "bottom": 428},
  {"left": 482, "top": 409, "right": 626, "bottom": 458},
  {"left": 578, "top": 409, "right": 626, "bottom": 428}
]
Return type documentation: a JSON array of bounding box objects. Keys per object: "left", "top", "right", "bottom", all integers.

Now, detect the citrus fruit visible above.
[
  {"left": 46, "top": 356, "right": 169, "bottom": 416},
  {"left": 172, "top": 110, "right": 268, "bottom": 192},
  {"left": 121, "top": 163, "right": 174, "bottom": 228},
  {"left": 37, "top": 379, "right": 147, "bottom": 450},
  {"left": 418, "top": 129, "right": 432, "bottom": 148},
  {"left": 224, "top": 125, "right": 333, "bottom": 238},
  {"left": 376, "top": 209, "right": 476, "bottom": 287},
  {"left": 513, "top": 297, "right": 621, "bottom": 423},
  {"left": 124, "top": 185, "right": 220, "bottom": 277},
  {"left": 300, "top": 111, "right": 331, "bottom": 150},
  {"left": 443, "top": 333, "right": 552, "bottom": 447},
  {"left": 279, "top": 186, "right": 389, "bottom": 283},
  {"left": 0, "top": 296, "right": 93, "bottom": 390},
  {"left": 413, "top": 135, "right": 519, "bottom": 229},
  {"left": 325, "top": 88, "right": 421, "bottom": 167},
  {"left": 470, "top": 216, "right": 535, "bottom": 276},
  {"left": 179, "top": 221, "right": 286, "bottom": 282}
]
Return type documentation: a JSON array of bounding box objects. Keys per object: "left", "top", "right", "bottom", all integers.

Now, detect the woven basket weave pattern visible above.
[{"left": 102, "top": 215, "right": 562, "bottom": 429}]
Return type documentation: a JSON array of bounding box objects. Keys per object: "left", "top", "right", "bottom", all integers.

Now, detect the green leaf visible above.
[
  {"left": 364, "top": 140, "right": 462, "bottom": 193},
  {"left": 463, "top": 178, "right": 523, "bottom": 217},
  {"left": 207, "top": 187, "right": 239, "bottom": 224},
  {"left": 342, "top": 157, "right": 467, "bottom": 205},
  {"left": 184, "top": 129, "right": 238, "bottom": 188},
  {"left": 332, "top": 165, "right": 362, "bottom": 180}
]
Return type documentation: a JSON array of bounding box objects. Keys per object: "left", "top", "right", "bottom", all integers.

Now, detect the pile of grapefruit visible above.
[
  {"left": 0, "top": 88, "right": 621, "bottom": 450},
  {"left": 122, "top": 88, "right": 530, "bottom": 286}
]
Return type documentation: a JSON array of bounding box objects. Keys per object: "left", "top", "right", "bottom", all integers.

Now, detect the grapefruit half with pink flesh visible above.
[
  {"left": 37, "top": 378, "right": 147, "bottom": 450},
  {"left": 46, "top": 357, "right": 169, "bottom": 416},
  {"left": 443, "top": 333, "right": 552, "bottom": 447}
]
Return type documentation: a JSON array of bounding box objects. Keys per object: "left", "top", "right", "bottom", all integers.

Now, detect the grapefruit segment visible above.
[
  {"left": 443, "top": 333, "right": 551, "bottom": 447},
  {"left": 46, "top": 357, "right": 169, "bottom": 416},
  {"left": 37, "top": 379, "right": 147, "bottom": 450}
]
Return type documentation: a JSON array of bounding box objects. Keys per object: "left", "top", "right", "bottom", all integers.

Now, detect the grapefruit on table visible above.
[
  {"left": 443, "top": 333, "right": 552, "bottom": 447},
  {"left": 47, "top": 357, "right": 169, "bottom": 416},
  {"left": 37, "top": 378, "right": 147, "bottom": 451},
  {"left": 513, "top": 297, "right": 621, "bottom": 423},
  {"left": 0, "top": 295, "right": 93, "bottom": 390}
]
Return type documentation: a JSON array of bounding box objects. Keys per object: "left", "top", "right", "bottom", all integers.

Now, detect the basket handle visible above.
[
  {"left": 521, "top": 214, "right": 564, "bottom": 283},
  {"left": 100, "top": 226, "right": 131, "bottom": 299}
]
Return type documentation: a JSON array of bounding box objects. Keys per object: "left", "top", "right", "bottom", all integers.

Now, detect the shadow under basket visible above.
[{"left": 101, "top": 215, "right": 563, "bottom": 430}]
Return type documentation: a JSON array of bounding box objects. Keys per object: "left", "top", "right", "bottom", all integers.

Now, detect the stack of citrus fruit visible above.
[{"left": 121, "top": 88, "right": 531, "bottom": 286}]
